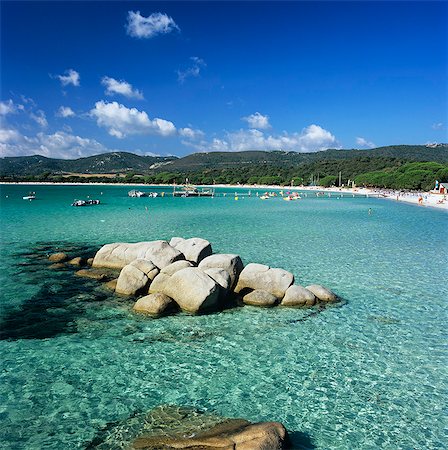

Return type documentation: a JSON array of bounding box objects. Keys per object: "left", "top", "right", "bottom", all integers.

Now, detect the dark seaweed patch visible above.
[
  {"left": 288, "top": 431, "right": 316, "bottom": 449},
  {"left": 0, "top": 279, "right": 89, "bottom": 340},
  {"left": 0, "top": 241, "right": 106, "bottom": 340}
]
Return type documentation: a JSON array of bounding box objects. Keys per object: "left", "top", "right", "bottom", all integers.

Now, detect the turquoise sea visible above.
[{"left": 0, "top": 184, "right": 447, "bottom": 449}]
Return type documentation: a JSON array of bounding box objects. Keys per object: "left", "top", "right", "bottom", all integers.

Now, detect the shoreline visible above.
[{"left": 1, "top": 181, "right": 447, "bottom": 210}]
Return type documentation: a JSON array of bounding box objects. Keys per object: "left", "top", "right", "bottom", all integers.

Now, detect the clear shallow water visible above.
[{"left": 0, "top": 184, "right": 447, "bottom": 449}]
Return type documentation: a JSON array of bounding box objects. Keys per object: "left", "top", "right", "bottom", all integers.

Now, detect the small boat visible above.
[
  {"left": 283, "top": 195, "right": 300, "bottom": 201},
  {"left": 128, "top": 190, "right": 146, "bottom": 197},
  {"left": 173, "top": 185, "right": 214, "bottom": 197},
  {"left": 71, "top": 199, "right": 100, "bottom": 207},
  {"left": 128, "top": 190, "right": 158, "bottom": 198},
  {"left": 23, "top": 192, "right": 36, "bottom": 200}
]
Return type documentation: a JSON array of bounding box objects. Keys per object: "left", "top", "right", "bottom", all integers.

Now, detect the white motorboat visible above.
[
  {"left": 23, "top": 192, "right": 36, "bottom": 200},
  {"left": 128, "top": 190, "right": 146, "bottom": 197},
  {"left": 71, "top": 199, "right": 100, "bottom": 207},
  {"left": 173, "top": 185, "right": 214, "bottom": 197}
]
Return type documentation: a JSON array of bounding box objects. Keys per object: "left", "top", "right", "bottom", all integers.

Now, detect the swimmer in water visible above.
[{"left": 368, "top": 208, "right": 372, "bottom": 215}]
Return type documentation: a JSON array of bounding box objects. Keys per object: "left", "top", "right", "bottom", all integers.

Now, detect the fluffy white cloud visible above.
[
  {"left": 56, "top": 106, "right": 75, "bottom": 118},
  {"left": 0, "top": 128, "right": 123, "bottom": 159},
  {"left": 30, "top": 110, "right": 48, "bottom": 128},
  {"left": 242, "top": 112, "right": 271, "bottom": 129},
  {"left": 356, "top": 137, "right": 375, "bottom": 148},
  {"left": 432, "top": 122, "right": 444, "bottom": 130},
  {"left": 177, "top": 57, "right": 206, "bottom": 83},
  {"left": 0, "top": 99, "right": 18, "bottom": 115},
  {"left": 179, "top": 127, "right": 205, "bottom": 140},
  {"left": 101, "top": 76, "right": 144, "bottom": 99},
  {"left": 56, "top": 69, "right": 80, "bottom": 87},
  {"left": 126, "top": 11, "right": 179, "bottom": 39},
  {"left": 0, "top": 128, "right": 21, "bottom": 143},
  {"left": 183, "top": 124, "right": 338, "bottom": 153},
  {"left": 90, "top": 100, "right": 176, "bottom": 138}
]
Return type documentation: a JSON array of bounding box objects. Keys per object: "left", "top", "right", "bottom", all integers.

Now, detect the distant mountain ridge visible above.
[
  {"left": 1, "top": 145, "right": 447, "bottom": 177},
  {"left": 0, "top": 152, "right": 176, "bottom": 176}
]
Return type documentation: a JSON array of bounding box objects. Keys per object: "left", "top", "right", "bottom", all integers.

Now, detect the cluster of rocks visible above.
[
  {"left": 47, "top": 252, "right": 94, "bottom": 269},
  {"left": 48, "top": 237, "right": 338, "bottom": 317}
]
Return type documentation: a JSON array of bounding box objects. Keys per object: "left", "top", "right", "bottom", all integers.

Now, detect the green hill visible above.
[
  {"left": 159, "top": 145, "right": 448, "bottom": 172},
  {"left": 0, "top": 152, "right": 176, "bottom": 176},
  {"left": 1, "top": 145, "right": 447, "bottom": 190}
]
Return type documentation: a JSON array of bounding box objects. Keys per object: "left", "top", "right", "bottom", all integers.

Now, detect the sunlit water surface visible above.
[{"left": 0, "top": 184, "right": 447, "bottom": 449}]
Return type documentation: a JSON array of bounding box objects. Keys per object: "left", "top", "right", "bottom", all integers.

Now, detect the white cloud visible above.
[
  {"left": 1, "top": 98, "right": 48, "bottom": 128},
  {"left": 179, "top": 127, "right": 205, "bottom": 140},
  {"left": 432, "top": 122, "right": 444, "bottom": 130},
  {"left": 183, "top": 124, "right": 338, "bottom": 153},
  {"left": 0, "top": 127, "right": 123, "bottom": 159},
  {"left": 177, "top": 57, "right": 206, "bottom": 83},
  {"left": 356, "top": 137, "right": 375, "bottom": 148},
  {"left": 0, "top": 100, "right": 18, "bottom": 115},
  {"left": 90, "top": 100, "right": 176, "bottom": 138},
  {"left": 126, "top": 11, "right": 179, "bottom": 39},
  {"left": 101, "top": 76, "right": 144, "bottom": 99},
  {"left": 56, "top": 69, "right": 80, "bottom": 87},
  {"left": 30, "top": 110, "right": 48, "bottom": 128},
  {"left": 242, "top": 112, "right": 271, "bottom": 129},
  {"left": 56, "top": 106, "right": 75, "bottom": 118},
  {"left": 0, "top": 128, "right": 21, "bottom": 143}
]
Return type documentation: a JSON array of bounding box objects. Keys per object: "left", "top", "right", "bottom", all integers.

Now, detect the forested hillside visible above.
[{"left": 1, "top": 145, "right": 447, "bottom": 191}]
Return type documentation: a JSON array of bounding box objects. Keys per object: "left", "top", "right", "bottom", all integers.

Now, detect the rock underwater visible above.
[{"left": 86, "top": 405, "right": 289, "bottom": 450}]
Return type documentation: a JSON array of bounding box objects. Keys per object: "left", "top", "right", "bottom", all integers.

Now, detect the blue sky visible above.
[{"left": 1, "top": 1, "right": 446, "bottom": 159}]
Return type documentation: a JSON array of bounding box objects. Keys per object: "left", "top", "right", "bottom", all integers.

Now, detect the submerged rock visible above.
[
  {"left": 235, "top": 263, "right": 294, "bottom": 299},
  {"left": 87, "top": 405, "right": 288, "bottom": 450},
  {"left": 133, "top": 420, "right": 287, "bottom": 449},
  {"left": 104, "top": 279, "right": 118, "bottom": 291},
  {"left": 48, "top": 262, "right": 66, "bottom": 270},
  {"left": 75, "top": 269, "right": 110, "bottom": 281},
  {"left": 243, "top": 289, "right": 278, "bottom": 307},
  {"left": 133, "top": 293, "right": 176, "bottom": 317},
  {"left": 163, "top": 267, "right": 219, "bottom": 314},
  {"left": 48, "top": 252, "right": 68, "bottom": 263},
  {"left": 305, "top": 284, "right": 337, "bottom": 302},
  {"left": 281, "top": 285, "right": 316, "bottom": 307},
  {"left": 67, "top": 256, "right": 84, "bottom": 266},
  {"left": 92, "top": 241, "right": 184, "bottom": 270},
  {"left": 198, "top": 253, "right": 244, "bottom": 289}
]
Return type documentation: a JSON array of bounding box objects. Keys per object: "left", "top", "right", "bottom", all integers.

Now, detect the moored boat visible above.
[
  {"left": 128, "top": 190, "right": 158, "bottom": 198},
  {"left": 173, "top": 185, "right": 214, "bottom": 197},
  {"left": 128, "top": 190, "right": 146, "bottom": 197},
  {"left": 23, "top": 192, "right": 36, "bottom": 200},
  {"left": 71, "top": 199, "right": 100, "bottom": 207}
]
